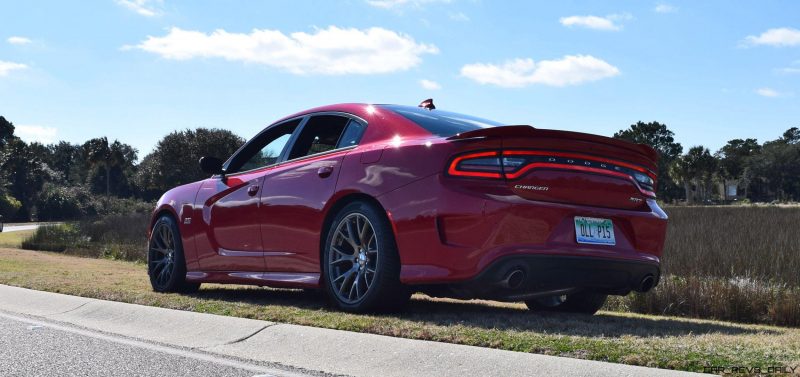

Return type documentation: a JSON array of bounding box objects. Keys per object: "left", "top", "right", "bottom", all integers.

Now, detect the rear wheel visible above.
[
  {"left": 148, "top": 215, "right": 200, "bottom": 293},
  {"left": 322, "top": 201, "right": 410, "bottom": 312},
  {"left": 525, "top": 291, "right": 607, "bottom": 315}
]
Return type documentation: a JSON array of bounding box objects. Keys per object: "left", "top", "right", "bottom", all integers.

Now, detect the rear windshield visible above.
[{"left": 380, "top": 105, "right": 504, "bottom": 137}]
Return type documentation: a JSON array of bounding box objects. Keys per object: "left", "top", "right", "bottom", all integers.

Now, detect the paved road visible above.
[
  {"left": 2, "top": 224, "right": 41, "bottom": 233},
  {"left": 0, "top": 312, "right": 319, "bottom": 377}
]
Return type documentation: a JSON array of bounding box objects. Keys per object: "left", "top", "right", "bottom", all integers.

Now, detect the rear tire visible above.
[
  {"left": 525, "top": 291, "right": 607, "bottom": 315},
  {"left": 322, "top": 201, "right": 410, "bottom": 313},
  {"left": 148, "top": 215, "right": 201, "bottom": 294}
]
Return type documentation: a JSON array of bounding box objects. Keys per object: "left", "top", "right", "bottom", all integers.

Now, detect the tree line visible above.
[
  {"left": 614, "top": 121, "right": 800, "bottom": 204},
  {"left": 1, "top": 115, "right": 798, "bottom": 221},
  {"left": 0, "top": 116, "right": 243, "bottom": 221}
]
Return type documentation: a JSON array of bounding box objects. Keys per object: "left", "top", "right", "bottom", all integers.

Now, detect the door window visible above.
[
  {"left": 226, "top": 119, "right": 300, "bottom": 173},
  {"left": 288, "top": 115, "right": 361, "bottom": 160},
  {"left": 337, "top": 120, "right": 366, "bottom": 148}
]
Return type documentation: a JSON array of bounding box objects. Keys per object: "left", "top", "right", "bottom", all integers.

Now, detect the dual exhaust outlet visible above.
[{"left": 499, "top": 269, "right": 657, "bottom": 293}]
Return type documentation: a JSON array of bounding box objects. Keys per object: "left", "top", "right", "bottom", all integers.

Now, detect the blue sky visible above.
[{"left": 1, "top": 0, "right": 798, "bottom": 158}]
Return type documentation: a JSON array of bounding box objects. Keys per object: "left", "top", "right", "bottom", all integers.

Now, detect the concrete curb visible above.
[{"left": 0, "top": 284, "right": 705, "bottom": 377}]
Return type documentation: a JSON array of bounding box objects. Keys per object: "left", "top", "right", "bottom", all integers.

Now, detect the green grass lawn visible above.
[
  {"left": 0, "top": 247, "right": 797, "bottom": 373},
  {"left": 0, "top": 230, "right": 34, "bottom": 248}
]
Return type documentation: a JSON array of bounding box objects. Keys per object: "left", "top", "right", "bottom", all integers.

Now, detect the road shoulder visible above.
[{"left": 0, "top": 284, "right": 703, "bottom": 377}]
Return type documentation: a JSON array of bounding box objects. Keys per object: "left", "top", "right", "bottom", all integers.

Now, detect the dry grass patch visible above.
[
  {"left": 0, "top": 230, "right": 35, "bottom": 248},
  {"left": 1, "top": 248, "right": 798, "bottom": 373}
]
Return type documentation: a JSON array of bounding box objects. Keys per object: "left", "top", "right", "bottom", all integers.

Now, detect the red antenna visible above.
[{"left": 418, "top": 98, "right": 436, "bottom": 110}]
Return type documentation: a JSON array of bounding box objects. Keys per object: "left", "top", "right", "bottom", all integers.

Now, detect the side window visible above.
[
  {"left": 287, "top": 115, "right": 351, "bottom": 160},
  {"left": 227, "top": 119, "right": 300, "bottom": 173},
  {"left": 337, "top": 120, "right": 366, "bottom": 148}
]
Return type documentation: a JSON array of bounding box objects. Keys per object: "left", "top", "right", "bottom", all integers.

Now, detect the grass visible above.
[
  {"left": 15, "top": 205, "right": 800, "bottom": 327},
  {"left": 661, "top": 206, "right": 800, "bottom": 286},
  {"left": 0, "top": 247, "right": 798, "bottom": 373},
  {"left": 0, "top": 230, "right": 35, "bottom": 248}
]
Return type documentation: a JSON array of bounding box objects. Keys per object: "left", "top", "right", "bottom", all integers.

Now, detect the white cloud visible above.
[
  {"left": 116, "top": 0, "right": 162, "bottom": 17},
  {"left": 129, "top": 26, "right": 438, "bottom": 75},
  {"left": 654, "top": 4, "right": 677, "bottom": 13},
  {"left": 15, "top": 125, "right": 57, "bottom": 144},
  {"left": 460, "top": 55, "right": 620, "bottom": 88},
  {"left": 449, "top": 12, "right": 470, "bottom": 21},
  {"left": 756, "top": 88, "right": 781, "bottom": 97},
  {"left": 777, "top": 61, "right": 800, "bottom": 74},
  {"left": 743, "top": 28, "right": 800, "bottom": 47},
  {"left": 7, "top": 36, "right": 31, "bottom": 45},
  {"left": 419, "top": 79, "right": 441, "bottom": 90},
  {"left": 366, "top": 0, "right": 451, "bottom": 9},
  {"left": 0, "top": 61, "right": 27, "bottom": 77},
  {"left": 559, "top": 14, "right": 628, "bottom": 31}
]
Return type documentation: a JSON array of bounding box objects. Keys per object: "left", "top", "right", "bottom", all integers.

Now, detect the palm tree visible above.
[
  {"left": 669, "top": 146, "right": 718, "bottom": 204},
  {"left": 83, "top": 137, "right": 125, "bottom": 196}
]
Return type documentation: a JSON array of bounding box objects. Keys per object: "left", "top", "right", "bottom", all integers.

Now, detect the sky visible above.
[{"left": 1, "top": 0, "right": 798, "bottom": 158}]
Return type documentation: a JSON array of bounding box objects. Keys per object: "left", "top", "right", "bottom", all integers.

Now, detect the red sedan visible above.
[{"left": 148, "top": 101, "right": 668, "bottom": 313}]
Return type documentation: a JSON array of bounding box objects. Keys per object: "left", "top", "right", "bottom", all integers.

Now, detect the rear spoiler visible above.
[{"left": 447, "top": 125, "right": 658, "bottom": 164}]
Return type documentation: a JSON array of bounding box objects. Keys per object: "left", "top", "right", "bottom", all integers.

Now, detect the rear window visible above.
[{"left": 380, "top": 105, "right": 504, "bottom": 137}]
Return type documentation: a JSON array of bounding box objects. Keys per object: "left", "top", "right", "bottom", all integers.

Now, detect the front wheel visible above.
[
  {"left": 148, "top": 215, "right": 200, "bottom": 293},
  {"left": 322, "top": 201, "right": 410, "bottom": 313},
  {"left": 525, "top": 291, "right": 607, "bottom": 315}
]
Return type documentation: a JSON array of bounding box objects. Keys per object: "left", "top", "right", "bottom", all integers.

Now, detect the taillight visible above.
[
  {"left": 447, "top": 149, "right": 657, "bottom": 197},
  {"left": 447, "top": 151, "right": 503, "bottom": 178}
]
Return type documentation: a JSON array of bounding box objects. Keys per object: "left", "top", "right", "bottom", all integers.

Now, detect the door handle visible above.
[
  {"left": 247, "top": 185, "right": 260, "bottom": 196},
  {"left": 317, "top": 166, "right": 334, "bottom": 178}
]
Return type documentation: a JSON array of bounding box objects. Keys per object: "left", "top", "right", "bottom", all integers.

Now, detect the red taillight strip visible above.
[
  {"left": 503, "top": 150, "right": 656, "bottom": 180},
  {"left": 447, "top": 151, "right": 502, "bottom": 178}
]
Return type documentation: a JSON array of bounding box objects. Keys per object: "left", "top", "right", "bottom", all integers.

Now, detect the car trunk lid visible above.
[{"left": 448, "top": 126, "right": 658, "bottom": 210}]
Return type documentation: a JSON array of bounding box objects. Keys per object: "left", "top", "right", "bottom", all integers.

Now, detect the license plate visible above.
[{"left": 574, "top": 216, "right": 615, "bottom": 245}]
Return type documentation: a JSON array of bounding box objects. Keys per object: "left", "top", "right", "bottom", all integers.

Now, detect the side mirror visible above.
[{"left": 199, "top": 156, "right": 224, "bottom": 175}]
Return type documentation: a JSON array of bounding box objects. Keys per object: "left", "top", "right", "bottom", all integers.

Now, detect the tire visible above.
[
  {"left": 322, "top": 201, "right": 410, "bottom": 313},
  {"left": 148, "top": 215, "right": 200, "bottom": 294},
  {"left": 525, "top": 291, "right": 607, "bottom": 315}
]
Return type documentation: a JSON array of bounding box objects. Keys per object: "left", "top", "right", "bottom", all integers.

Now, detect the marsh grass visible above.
[
  {"left": 608, "top": 206, "right": 800, "bottom": 327},
  {"left": 661, "top": 206, "right": 800, "bottom": 286}
]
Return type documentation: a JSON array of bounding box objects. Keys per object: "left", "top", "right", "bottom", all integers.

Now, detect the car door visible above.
[
  {"left": 259, "top": 114, "right": 367, "bottom": 273},
  {"left": 193, "top": 119, "right": 302, "bottom": 271}
]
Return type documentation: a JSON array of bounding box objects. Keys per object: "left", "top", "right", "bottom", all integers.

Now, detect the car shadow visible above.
[{"left": 190, "top": 286, "right": 779, "bottom": 338}]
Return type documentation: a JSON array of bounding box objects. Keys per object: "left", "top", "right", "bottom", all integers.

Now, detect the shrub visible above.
[
  {"left": 21, "top": 224, "right": 88, "bottom": 252},
  {"left": 36, "top": 186, "right": 92, "bottom": 221},
  {"left": 80, "top": 213, "right": 150, "bottom": 246},
  {"left": 20, "top": 213, "right": 150, "bottom": 261},
  {"left": 35, "top": 184, "right": 154, "bottom": 222},
  {"left": 89, "top": 197, "right": 153, "bottom": 217}
]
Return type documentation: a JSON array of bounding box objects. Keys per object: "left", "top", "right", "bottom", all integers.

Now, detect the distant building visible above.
[{"left": 718, "top": 179, "right": 745, "bottom": 201}]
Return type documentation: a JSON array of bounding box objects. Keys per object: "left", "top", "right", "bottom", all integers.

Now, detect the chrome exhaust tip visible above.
[
  {"left": 501, "top": 269, "right": 526, "bottom": 290},
  {"left": 637, "top": 274, "right": 656, "bottom": 292}
]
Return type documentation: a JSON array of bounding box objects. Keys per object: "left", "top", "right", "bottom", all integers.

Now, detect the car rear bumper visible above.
[
  {"left": 418, "top": 254, "right": 660, "bottom": 301},
  {"left": 379, "top": 174, "right": 668, "bottom": 288}
]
